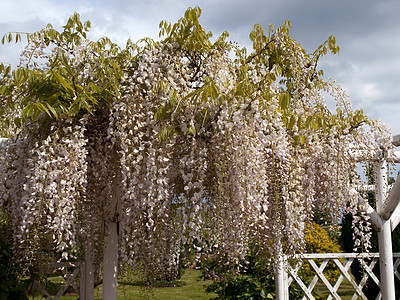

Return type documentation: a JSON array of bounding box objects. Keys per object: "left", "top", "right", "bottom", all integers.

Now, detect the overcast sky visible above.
[{"left": 1, "top": 0, "right": 399, "bottom": 134}]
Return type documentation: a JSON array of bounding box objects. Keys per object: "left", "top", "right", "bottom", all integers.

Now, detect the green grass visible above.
[
  {"left": 29, "top": 268, "right": 372, "bottom": 299},
  {"left": 94, "top": 269, "right": 216, "bottom": 299},
  {"left": 30, "top": 269, "right": 216, "bottom": 300},
  {"left": 312, "top": 279, "right": 356, "bottom": 300}
]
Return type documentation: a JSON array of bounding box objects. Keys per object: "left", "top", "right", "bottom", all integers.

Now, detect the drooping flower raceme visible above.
[{"left": 0, "top": 8, "right": 393, "bottom": 281}]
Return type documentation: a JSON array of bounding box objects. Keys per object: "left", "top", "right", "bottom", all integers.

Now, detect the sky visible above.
[{"left": 1, "top": 0, "right": 400, "bottom": 135}]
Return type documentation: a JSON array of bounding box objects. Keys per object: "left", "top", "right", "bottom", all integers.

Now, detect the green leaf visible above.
[
  {"left": 154, "top": 107, "right": 165, "bottom": 123},
  {"left": 293, "top": 135, "right": 306, "bottom": 145},
  {"left": 297, "top": 115, "right": 303, "bottom": 128},
  {"left": 305, "top": 116, "right": 313, "bottom": 129},
  {"left": 317, "top": 116, "right": 324, "bottom": 128},
  {"left": 336, "top": 107, "right": 343, "bottom": 118},
  {"left": 34, "top": 102, "right": 54, "bottom": 118},
  {"left": 15, "top": 33, "right": 21, "bottom": 43},
  {"left": 260, "top": 289, "right": 266, "bottom": 298},
  {"left": 0, "top": 289, "right": 9, "bottom": 300},
  {"left": 169, "top": 89, "right": 178, "bottom": 105},
  {"left": 288, "top": 115, "right": 296, "bottom": 129},
  {"left": 4, "top": 65, "right": 10, "bottom": 77},
  {"left": 158, "top": 125, "right": 172, "bottom": 141},
  {"left": 312, "top": 119, "right": 318, "bottom": 130},
  {"left": 279, "top": 92, "right": 290, "bottom": 110},
  {"left": 14, "top": 117, "right": 21, "bottom": 128},
  {"left": 273, "top": 64, "right": 282, "bottom": 77},
  {"left": 188, "top": 125, "right": 196, "bottom": 136},
  {"left": 45, "top": 102, "right": 58, "bottom": 119},
  {"left": 282, "top": 116, "right": 288, "bottom": 128},
  {"left": 51, "top": 71, "right": 74, "bottom": 94}
]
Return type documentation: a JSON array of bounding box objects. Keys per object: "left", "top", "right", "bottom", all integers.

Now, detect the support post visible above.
[
  {"left": 84, "top": 243, "right": 94, "bottom": 300},
  {"left": 358, "top": 192, "right": 382, "bottom": 231},
  {"left": 80, "top": 262, "right": 85, "bottom": 300},
  {"left": 275, "top": 242, "right": 289, "bottom": 300},
  {"left": 375, "top": 158, "right": 396, "bottom": 300},
  {"left": 103, "top": 221, "right": 118, "bottom": 300},
  {"left": 382, "top": 174, "right": 400, "bottom": 220},
  {"left": 388, "top": 174, "right": 400, "bottom": 232},
  {"left": 102, "top": 156, "right": 121, "bottom": 300}
]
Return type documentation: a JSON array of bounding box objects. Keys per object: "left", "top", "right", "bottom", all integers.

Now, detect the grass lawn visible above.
[
  {"left": 312, "top": 279, "right": 357, "bottom": 300},
  {"left": 94, "top": 269, "right": 216, "bottom": 299},
  {"left": 29, "top": 268, "right": 375, "bottom": 299},
  {"left": 30, "top": 269, "right": 217, "bottom": 300}
]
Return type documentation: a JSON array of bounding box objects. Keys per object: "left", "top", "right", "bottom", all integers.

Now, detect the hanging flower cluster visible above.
[
  {"left": 0, "top": 7, "right": 393, "bottom": 281},
  {"left": 0, "top": 121, "right": 87, "bottom": 264}
]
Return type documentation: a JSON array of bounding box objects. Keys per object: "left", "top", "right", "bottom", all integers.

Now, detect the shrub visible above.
[
  {"left": 0, "top": 210, "right": 30, "bottom": 300},
  {"left": 204, "top": 223, "right": 342, "bottom": 299},
  {"left": 203, "top": 246, "right": 303, "bottom": 299},
  {"left": 303, "top": 223, "right": 342, "bottom": 284}
]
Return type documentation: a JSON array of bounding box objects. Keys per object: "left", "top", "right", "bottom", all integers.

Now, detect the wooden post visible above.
[
  {"left": 84, "top": 244, "right": 94, "bottom": 300},
  {"left": 80, "top": 262, "right": 85, "bottom": 300},
  {"left": 375, "top": 158, "right": 396, "bottom": 300},
  {"left": 103, "top": 221, "right": 118, "bottom": 300},
  {"left": 275, "top": 242, "right": 289, "bottom": 300},
  {"left": 102, "top": 155, "right": 121, "bottom": 300}
]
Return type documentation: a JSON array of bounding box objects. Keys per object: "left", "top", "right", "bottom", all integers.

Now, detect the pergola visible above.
[
  {"left": 275, "top": 134, "right": 400, "bottom": 299},
  {"left": 2, "top": 135, "right": 400, "bottom": 299}
]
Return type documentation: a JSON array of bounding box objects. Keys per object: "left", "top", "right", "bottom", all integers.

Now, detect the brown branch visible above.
[{"left": 245, "top": 39, "right": 275, "bottom": 64}]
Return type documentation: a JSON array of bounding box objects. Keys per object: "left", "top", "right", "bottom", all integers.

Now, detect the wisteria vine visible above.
[{"left": 0, "top": 7, "right": 394, "bottom": 282}]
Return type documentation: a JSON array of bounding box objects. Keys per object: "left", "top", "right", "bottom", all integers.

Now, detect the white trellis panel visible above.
[
  {"left": 285, "top": 253, "right": 400, "bottom": 300},
  {"left": 27, "top": 262, "right": 84, "bottom": 300}
]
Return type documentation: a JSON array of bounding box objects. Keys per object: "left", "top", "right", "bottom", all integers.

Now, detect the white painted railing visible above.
[
  {"left": 276, "top": 135, "right": 400, "bottom": 299},
  {"left": 285, "top": 252, "right": 400, "bottom": 300},
  {"left": 26, "top": 262, "right": 84, "bottom": 300}
]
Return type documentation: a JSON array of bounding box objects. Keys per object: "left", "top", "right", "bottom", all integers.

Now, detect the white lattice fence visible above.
[
  {"left": 286, "top": 253, "right": 400, "bottom": 300},
  {"left": 26, "top": 262, "right": 84, "bottom": 300}
]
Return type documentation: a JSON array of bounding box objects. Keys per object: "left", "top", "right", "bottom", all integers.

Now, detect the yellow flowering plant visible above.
[{"left": 304, "top": 223, "right": 342, "bottom": 284}]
